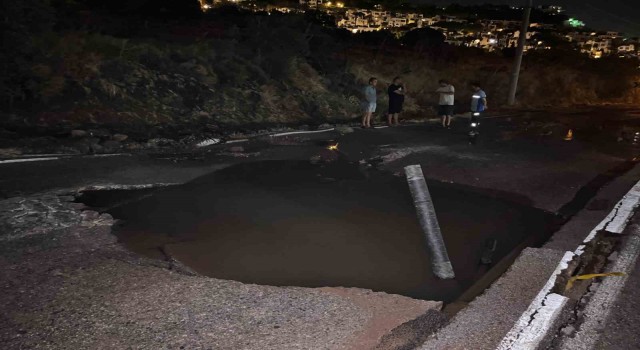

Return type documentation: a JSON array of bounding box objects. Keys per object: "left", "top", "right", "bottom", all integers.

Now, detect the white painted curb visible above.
[
  {"left": 270, "top": 128, "right": 335, "bottom": 137},
  {"left": 497, "top": 178, "right": 640, "bottom": 350},
  {"left": 561, "top": 229, "right": 640, "bottom": 350},
  {"left": 496, "top": 252, "right": 574, "bottom": 350},
  {"left": 0, "top": 157, "right": 60, "bottom": 164}
]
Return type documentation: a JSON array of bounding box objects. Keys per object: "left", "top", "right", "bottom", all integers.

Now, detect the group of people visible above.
[{"left": 361, "top": 77, "right": 488, "bottom": 133}]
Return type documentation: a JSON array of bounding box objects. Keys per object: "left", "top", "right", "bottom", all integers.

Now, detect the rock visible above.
[
  {"left": 147, "top": 138, "right": 178, "bottom": 148},
  {"left": 71, "top": 142, "right": 90, "bottom": 154},
  {"left": 112, "top": 134, "right": 128, "bottom": 142},
  {"left": 89, "top": 129, "right": 111, "bottom": 139},
  {"left": 101, "top": 141, "right": 121, "bottom": 153},
  {"left": 229, "top": 146, "right": 244, "bottom": 153},
  {"left": 70, "top": 130, "right": 87, "bottom": 138},
  {"left": 125, "top": 142, "right": 145, "bottom": 151},
  {"left": 80, "top": 211, "right": 114, "bottom": 227},
  {"left": 561, "top": 325, "right": 576, "bottom": 336},
  {"left": 89, "top": 143, "right": 103, "bottom": 154},
  {"left": 179, "top": 60, "right": 196, "bottom": 71},
  {"left": 58, "top": 146, "right": 82, "bottom": 155},
  {"left": 0, "top": 148, "right": 22, "bottom": 157},
  {"left": 335, "top": 125, "right": 354, "bottom": 134},
  {"left": 318, "top": 123, "right": 333, "bottom": 130},
  {"left": 87, "top": 137, "right": 101, "bottom": 145},
  {"left": 194, "top": 65, "right": 209, "bottom": 76},
  {"left": 195, "top": 111, "right": 210, "bottom": 118}
]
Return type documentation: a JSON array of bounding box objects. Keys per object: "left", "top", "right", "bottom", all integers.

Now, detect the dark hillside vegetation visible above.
[{"left": 1, "top": 0, "right": 638, "bottom": 139}]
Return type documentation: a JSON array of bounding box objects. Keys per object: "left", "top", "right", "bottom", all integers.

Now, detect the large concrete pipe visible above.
[{"left": 404, "top": 165, "right": 455, "bottom": 279}]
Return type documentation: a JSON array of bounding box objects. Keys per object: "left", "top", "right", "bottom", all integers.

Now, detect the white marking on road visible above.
[
  {"left": 0, "top": 157, "right": 60, "bottom": 164},
  {"left": 512, "top": 293, "right": 569, "bottom": 349},
  {"left": 226, "top": 139, "right": 249, "bottom": 144},
  {"left": 270, "top": 128, "right": 335, "bottom": 137},
  {"left": 560, "top": 227, "right": 640, "bottom": 350},
  {"left": 1, "top": 153, "right": 135, "bottom": 165},
  {"left": 579, "top": 180, "right": 640, "bottom": 244},
  {"left": 497, "top": 178, "right": 640, "bottom": 350},
  {"left": 8, "top": 153, "right": 77, "bottom": 158},
  {"left": 497, "top": 251, "right": 575, "bottom": 350}
]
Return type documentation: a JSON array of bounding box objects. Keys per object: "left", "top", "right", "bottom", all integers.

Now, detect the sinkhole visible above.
[{"left": 77, "top": 160, "right": 559, "bottom": 302}]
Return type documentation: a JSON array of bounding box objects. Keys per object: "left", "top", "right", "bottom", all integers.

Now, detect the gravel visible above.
[{"left": 0, "top": 193, "right": 441, "bottom": 350}]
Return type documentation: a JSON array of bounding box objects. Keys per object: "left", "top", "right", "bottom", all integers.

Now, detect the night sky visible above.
[{"left": 429, "top": 0, "right": 640, "bottom": 37}]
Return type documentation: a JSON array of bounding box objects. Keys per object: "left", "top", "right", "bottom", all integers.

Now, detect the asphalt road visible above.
[
  {"left": 3, "top": 108, "right": 639, "bottom": 214},
  {"left": 2, "top": 107, "right": 640, "bottom": 349}
]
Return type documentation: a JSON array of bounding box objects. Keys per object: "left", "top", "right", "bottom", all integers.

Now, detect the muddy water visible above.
[{"left": 81, "top": 160, "right": 557, "bottom": 302}]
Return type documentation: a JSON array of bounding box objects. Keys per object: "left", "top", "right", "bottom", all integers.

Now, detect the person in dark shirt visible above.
[{"left": 387, "top": 76, "right": 405, "bottom": 126}]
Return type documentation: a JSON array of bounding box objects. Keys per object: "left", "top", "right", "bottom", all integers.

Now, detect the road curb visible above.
[
  {"left": 497, "top": 179, "right": 640, "bottom": 350},
  {"left": 560, "top": 226, "right": 640, "bottom": 349}
]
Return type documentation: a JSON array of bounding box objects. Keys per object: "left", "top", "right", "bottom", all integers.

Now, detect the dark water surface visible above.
[{"left": 80, "top": 160, "right": 558, "bottom": 302}]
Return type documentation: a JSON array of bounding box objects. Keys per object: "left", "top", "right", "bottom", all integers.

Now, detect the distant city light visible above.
[
  {"left": 204, "top": 0, "right": 631, "bottom": 60},
  {"left": 567, "top": 18, "right": 585, "bottom": 28}
]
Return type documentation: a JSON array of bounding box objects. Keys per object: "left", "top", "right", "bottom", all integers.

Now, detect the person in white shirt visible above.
[{"left": 435, "top": 79, "right": 455, "bottom": 129}]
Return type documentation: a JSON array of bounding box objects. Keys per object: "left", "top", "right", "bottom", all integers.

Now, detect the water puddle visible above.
[{"left": 78, "top": 160, "right": 558, "bottom": 302}]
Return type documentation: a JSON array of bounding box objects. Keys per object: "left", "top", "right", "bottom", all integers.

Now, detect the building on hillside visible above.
[
  {"left": 482, "top": 19, "right": 522, "bottom": 32},
  {"left": 581, "top": 39, "right": 612, "bottom": 58},
  {"left": 538, "top": 5, "right": 564, "bottom": 14},
  {"left": 530, "top": 22, "right": 556, "bottom": 30},
  {"left": 389, "top": 17, "right": 408, "bottom": 27},
  {"left": 605, "top": 31, "right": 621, "bottom": 39},
  {"left": 299, "top": 0, "right": 324, "bottom": 8},
  {"left": 422, "top": 16, "right": 439, "bottom": 26},
  {"left": 506, "top": 30, "right": 538, "bottom": 50},
  {"left": 565, "top": 31, "right": 592, "bottom": 43},
  {"left": 618, "top": 44, "right": 636, "bottom": 53}
]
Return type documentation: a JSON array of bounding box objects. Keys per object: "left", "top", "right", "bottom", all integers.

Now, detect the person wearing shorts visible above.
[
  {"left": 436, "top": 79, "right": 455, "bottom": 129},
  {"left": 362, "top": 77, "right": 378, "bottom": 128}
]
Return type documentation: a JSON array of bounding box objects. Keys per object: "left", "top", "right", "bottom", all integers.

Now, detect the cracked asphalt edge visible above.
[
  {"left": 496, "top": 178, "right": 640, "bottom": 350},
  {"left": 559, "top": 225, "right": 640, "bottom": 349}
]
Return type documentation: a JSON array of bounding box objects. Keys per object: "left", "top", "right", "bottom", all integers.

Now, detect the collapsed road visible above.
[{"left": 2, "top": 108, "right": 640, "bottom": 349}]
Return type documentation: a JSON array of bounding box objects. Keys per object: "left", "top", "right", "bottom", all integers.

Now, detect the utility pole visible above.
[{"left": 507, "top": 0, "right": 533, "bottom": 105}]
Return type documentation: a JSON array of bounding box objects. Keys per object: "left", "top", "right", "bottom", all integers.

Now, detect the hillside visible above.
[{"left": 1, "top": 1, "right": 638, "bottom": 145}]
